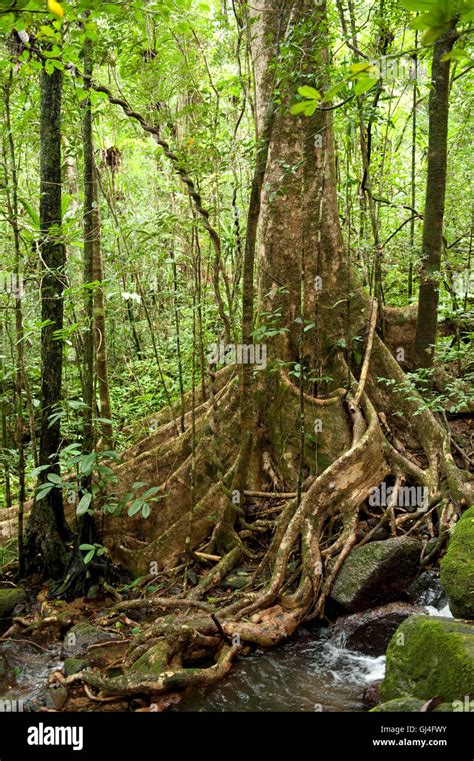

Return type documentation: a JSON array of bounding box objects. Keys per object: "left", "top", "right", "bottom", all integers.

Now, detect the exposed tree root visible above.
[{"left": 3, "top": 335, "right": 471, "bottom": 707}]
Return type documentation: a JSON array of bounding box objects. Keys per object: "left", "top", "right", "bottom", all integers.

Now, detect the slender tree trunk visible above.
[
  {"left": 414, "top": 25, "right": 457, "bottom": 369},
  {"left": 408, "top": 31, "right": 418, "bottom": 299},
  {"left": 79, "top": 36, "right": 96, "bottom": 546},
  {"left": 92, "top": 176, "right": 113, "bottom": 449},
  {"left": 4, "top": 71, "right": 26, "bottom": 572},
  {"left": 0, "top": 319, "right": 12, "bottom": 510},
  {"left": 26, "top": 66, "right": 69, "bottom": 579}
]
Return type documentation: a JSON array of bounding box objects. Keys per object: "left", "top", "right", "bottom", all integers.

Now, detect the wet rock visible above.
[
  {"left": 0, "top": 588, "right": 26, "bottom": 618},
  {"left": 63, "top": 622, "right": 121, "bottom": 658},
  {"left": 381, "top": 615, "right": 474, "bottom": 704},
  {"left": 362, "top": 679, "right": 382, "bottom": 708},
  {"left": 330, "top": 537, "right": 421, "bottom": 613},
  {"left": 440, "top": 505, "right": 474, "bottom": 619},
  {"left": 406, "top": 570, "right": 448, "bottom": 609},
  {"left": 0, "top": 653, "right": 14, "bottom": 692},
  {"left": 331, "top": 603, "right": 424, "bottom": 656},
  {"left": 24, "top": 684, "right": 68, "bottom": 712},
  {"left": 63, "top": 658, "right": 88, "bottom": 677}
]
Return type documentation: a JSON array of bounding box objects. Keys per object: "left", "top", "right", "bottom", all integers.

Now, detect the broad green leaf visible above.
[
  {"left": 350, "top": 62, "right": 373, "bottom": 74},
  {"left": 76, "top": 492, "right": 92, "bottom": 515},
  {"left": 290, "top": 101, "right": 311, "bottom": 115},
  {"left": 304, "top": 100, "right": 319, "bottom": 116},
  {"left": 47, "top": 473, "right": 62, "bottom": 485},
  {"left": 36, "top": 486, "right": 53, "bottom": 501},
  {"left": 324, "top": 82, "right": 345, "bottom": 101},
  {"left": 354, "top": 77, "right": 377, "bottom": 95},
  {"left": 128, "top": 499, "right": 144, "bottom": 517},
  {"left": 80, "top": 452, "right": 96, "bottom": 475},
  {"left": 297, "top": 85, "right": 321, "bottom": 100},
  {"left": 142, "top": 486, "right": 161, "bottom": 498}
]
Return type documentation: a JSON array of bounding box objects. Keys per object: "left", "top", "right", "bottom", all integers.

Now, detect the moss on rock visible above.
[
  {"left": 380, "top": 615, "right": 474, "bottom": 704},
  {"left": 0, "top": 588, "right": 25, "bottom": 617},
  {"left": 63, "top": 658, "right": 88, "bottom": 677},
  {"left": 371, "top": 697, "right": 454, "bottom": 712},
  {"left": 63, "top": 622, "right": 121, "bottom": 657},
  {"left": 371, "top": 697, "right": 425, "bottom": 712},
  {"left": 330, "top": 537, "right": 421, "bottom": 612},
  {"left": 440, "top": 506, "right": 474, "bottom": 619}
]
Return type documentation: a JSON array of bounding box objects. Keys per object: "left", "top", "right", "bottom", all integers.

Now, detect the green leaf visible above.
[
  {"left": 354, "top": 77, "right": 377, "bottom": 95},
  {"left": 304, "top": 100, "right": 319, "bottom": 116},
  {"left": 142, "top": 503, "right": 151, "bottom": 519},
  {"left": 101, "top": 450, "right": 120, "bottom": 462},
  {"left": 30, "top": 464, "right": 50, "bottom": 479},
  {"left": 350, "top": 62, "right": 373, "bottom": 74},
  {"left": 76, "top": 492, "right": 92, "bottom": 516},
  {"left": 290, "top": 101, "right": 311, "bottom": 115},
  {"left": 36, "top": 486, "right": 53, "bottom": 501},
  {"left": 441, "top": 48, "right": 471, "bottom": 61},
  {"left": 142, "top": 486, "right": 161, "bottom": 499},
  {"left": 79, "top": 544, "right": 95, "bottom": 551},
  {"left": 128, "top": 499, "right": 144, "bottom": 517},
  {"left": 132, "top": 481, "right": 147, "bottom": 489},
  {"left": 47, "top": 473, "right": 62, "bottom": 485},
  {"left": 324, "top": 82, "right": 345, "bottom": 101},
  {"left": 297, "top": 85, "right": 321, "bottom": 100},
  {"left": 80, "top": 452, "right": 96, "bottom": 475},
  {"left": 84, "top": 550, "right": 95, "bottom": 565}
]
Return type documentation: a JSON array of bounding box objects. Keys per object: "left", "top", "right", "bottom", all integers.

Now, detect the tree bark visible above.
[
  {"left": 80, "top": 35, "right": 96, "bottom": 546},
  {"left": 414, "top": 25, "right": 457, "bottom": 369},
  {"left": 26, "top": 66, "right": 69, "bottom": 579}
]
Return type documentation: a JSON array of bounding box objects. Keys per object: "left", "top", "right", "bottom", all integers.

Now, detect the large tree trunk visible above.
[
  {"left": 26, "top": 67, "right": 69, "bottom": 579},
  {"left": 414, "top": 25, "right": 457, "bottom": 369}
]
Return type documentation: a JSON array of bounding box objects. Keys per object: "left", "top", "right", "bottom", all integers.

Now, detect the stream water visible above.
[{"left": 176, "top": 626, "right": 386, "bottom": 712}]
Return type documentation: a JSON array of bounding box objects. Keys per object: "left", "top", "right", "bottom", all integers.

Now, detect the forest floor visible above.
[{"left": 0, "top": 406, "right": 472, "bottom": 712}]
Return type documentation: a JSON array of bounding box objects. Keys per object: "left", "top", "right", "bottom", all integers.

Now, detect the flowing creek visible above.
[{"left": 175, "top": 626, "right": 386, "bottom": 712}]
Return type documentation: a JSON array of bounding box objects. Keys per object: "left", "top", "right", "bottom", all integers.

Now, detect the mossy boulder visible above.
[
  {"left": 0, "top": 588, "right": 26, "bottom": 617},
  {"left": 371, "top": 697, "right": 424, "bottom": 712},
  {"left": 371, "top": 698, "right": 453, "bottom": 712},
  {"left": 63, "top": 658, "right": 88, "bottom": 677},
  {"left": 381, "top": 615, "right": 474, "bottom": 704},
  {"left": 63, "top": 622, "right": 121, "bottom": 657},
  {"left": 329, "top": 537, "right": 421, "bottom": 612},
  {"left": 440, "top": 506, "right": 474, "bottom": 619}
]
